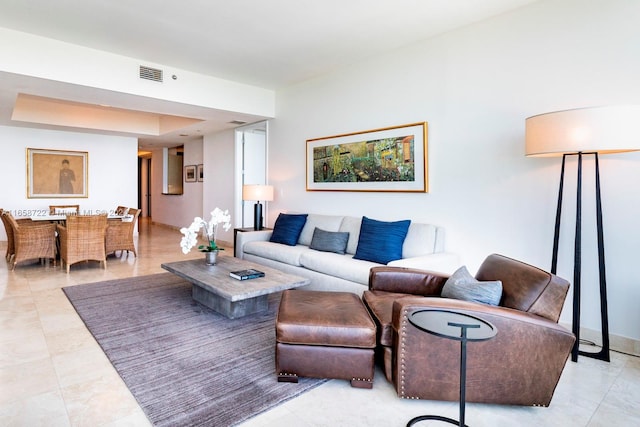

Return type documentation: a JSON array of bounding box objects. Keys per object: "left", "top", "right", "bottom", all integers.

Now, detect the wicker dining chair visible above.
[
  {"left": 105, "top": 208, "right": 140, "bottom": 257},
  {"left": 49, "top": 204, "right": 80, "bottom": 215},
  {"left": 0, "top": 208, "right": 10, "bottom": 261},
  {"left": 2, "top": 211, "right": 56, "bottom": 270},
  {"left": 57, "top": 214, "right": 108, "bottom": 273},
  {"left": 2, "top": 209, "right": 46, "bottom": 263}
]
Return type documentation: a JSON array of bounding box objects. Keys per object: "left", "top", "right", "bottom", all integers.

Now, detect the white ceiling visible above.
[{"left": 0, "top": 0, "right": 537, "bottom": 148}]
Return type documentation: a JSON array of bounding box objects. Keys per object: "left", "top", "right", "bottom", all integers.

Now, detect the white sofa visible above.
[{"left": 235, "top": 214, "right": 460, "bottom": 295}]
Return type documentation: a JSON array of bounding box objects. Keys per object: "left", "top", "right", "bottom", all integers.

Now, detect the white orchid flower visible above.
[{"left": 179, "top": 208, "right": 232, "bottom": 254}]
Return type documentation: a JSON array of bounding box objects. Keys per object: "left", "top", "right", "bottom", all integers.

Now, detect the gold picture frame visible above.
[
  {"left": 306, "top": 122, "right": 428, "bottom": 192},
  {"left": 26, "top": 148, "right": 88, "bottom": 198}
]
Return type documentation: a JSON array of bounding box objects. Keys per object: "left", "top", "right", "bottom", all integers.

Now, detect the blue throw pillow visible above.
[
  {"left": 353, "top": 216, "right": 411, "bottom": 264},
  {"left": 269, "top": 213, "right": 308, "bottom": 246}
]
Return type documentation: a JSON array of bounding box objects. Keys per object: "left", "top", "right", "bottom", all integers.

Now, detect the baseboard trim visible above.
[
  {"left": 149, "top": 221, "right": 232, "bottom": 249},
  {"left": 150, "top": 221, "right": 181, "bottom": 231},
  {"left": 560, "top": 322, "right": 640, "bottom": 358}
]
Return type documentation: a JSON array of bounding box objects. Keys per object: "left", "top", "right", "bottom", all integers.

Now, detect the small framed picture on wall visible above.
[
  {"left": 184, "top": 165, "right": 197, "bottom": 182},
  {"left": 197, "top": 164, "right": 203, "bottom": 182}
]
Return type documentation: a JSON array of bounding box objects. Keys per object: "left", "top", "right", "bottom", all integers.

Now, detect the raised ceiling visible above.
[{"left": 0, "top": 0, "right": 538, "bottom": 147}]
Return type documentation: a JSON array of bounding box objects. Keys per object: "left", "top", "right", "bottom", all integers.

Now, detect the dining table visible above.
[{"left": 29, "top": 213, "right": 126, "bottom": 260}]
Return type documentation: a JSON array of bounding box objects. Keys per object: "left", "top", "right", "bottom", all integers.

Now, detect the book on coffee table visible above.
[{"left": 229, "top": 268, "right": 265, "bottom": 280}]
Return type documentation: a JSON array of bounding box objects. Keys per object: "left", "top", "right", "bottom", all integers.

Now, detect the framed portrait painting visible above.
[
  {"left": 306, "top": 122, "right": 428, "bottom": 192},
  {"left": 26, "top": 148, "right": 88, "bottom": 198}
]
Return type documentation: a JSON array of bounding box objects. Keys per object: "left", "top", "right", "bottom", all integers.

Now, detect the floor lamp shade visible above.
[
  {"left": 525, "top": 105, "right": 640, "bottom": 363},
  {"left": 242, "top": 185, "right": 274, "bottom": 231},
  {"left": 525, "top": 105, "right": 640, "bottom": 156}
]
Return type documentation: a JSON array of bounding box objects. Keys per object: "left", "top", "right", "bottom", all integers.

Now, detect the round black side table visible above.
[{"left": 406, "top": 309, "right": 497, "bottom": 427}]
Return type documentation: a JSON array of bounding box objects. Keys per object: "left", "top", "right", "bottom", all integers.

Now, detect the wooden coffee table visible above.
[{"left": 161, "top": 256, "right": 310, "bottom": 319}]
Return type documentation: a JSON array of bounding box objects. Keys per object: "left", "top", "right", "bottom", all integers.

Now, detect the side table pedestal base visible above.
[{"left": 407, "top": 414, "right": 468, "bottom": 427}]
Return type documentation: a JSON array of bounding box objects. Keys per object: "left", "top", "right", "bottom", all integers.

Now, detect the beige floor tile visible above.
[
  {"left": 0, "top": 295, "right": 37, "bottom": 314},
  {"left": 38, "top": 311, "right": 86, "bottom": 335},
  {"left": 61, "top": 372, "right": 140, "bottom": 427},
  {"left": 0, "top": 358, "right": 60, "bottom": 406},
  {"left": 8, "top": 263, "right": 58, "bottom": 279},
  {"left": 52, "top": 346, "right": 114, "bottom": 388},
  {"left": 27, "top": 276, "right": 71, "bottom": 293},
  {"left": 588, "top": 401, "right": 640, "bottom": 426},
  {"left": 0, "top": 310, "right": 41, "bottom": 343},
  {"left": 44, "top": 325, "right": 97, "bottom": 357},
  {"left": 598, "top": 361, "right": 640, "bottom": 419},
  {"left": 101, "top": 408, "right": 152, "bottom": 427},
  {"left": 0, "top": 279, "right": 32, "bottom": 298},
  {"left": 0, "top": 331, "right": 50, "bottom": 369},
  {"left": 0, "top": 390, "right": 70, "bottom": 427},
  {"left": 56, "top": 265, "right": 120, "bottom": 282},
  {"left": 32, "top": 289, "right": 75, "bottom": 315},
  {"left": 238, "top": 406, "right": 313, "bottom": 427}
]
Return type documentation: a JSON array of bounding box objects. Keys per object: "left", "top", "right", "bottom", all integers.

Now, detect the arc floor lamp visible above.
[{"left": 525, "top": 105, "right": 640, "bottom": 362}]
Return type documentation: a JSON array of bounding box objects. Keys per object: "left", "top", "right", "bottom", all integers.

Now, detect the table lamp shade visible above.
[
  {"left": 525, "top": 105, "right": 640, "bottom": 157},
  {"left": 242, "top": 184, "right": 274, "bottom": 231},
  {"left": 242, "top": 185, "right": 274, "bottom": 202}
]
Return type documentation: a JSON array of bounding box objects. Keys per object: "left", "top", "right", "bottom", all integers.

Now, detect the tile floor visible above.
[{"left": 1, "top": 219, "right": 639, "bottom": 426}]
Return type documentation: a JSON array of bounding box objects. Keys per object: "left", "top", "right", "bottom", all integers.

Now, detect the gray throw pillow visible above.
[
  {"left": 441, "top": 266, "right": 503, "bottom": 306},
  {"left": 309, "top": 227, "right": 349, "bottom": 254}
]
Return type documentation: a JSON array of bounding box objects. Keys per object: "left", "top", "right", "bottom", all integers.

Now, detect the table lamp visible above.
[
  {"left": 242, "top": 184, "right": 274, "bottom": 230},
  {"left": 525, "top": 105, "right": 640, "bottom": 362}
]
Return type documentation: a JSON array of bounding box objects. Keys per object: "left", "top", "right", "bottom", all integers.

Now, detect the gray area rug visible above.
[{"left": 63, "top": 273, "right": 325, "bottom": 426}]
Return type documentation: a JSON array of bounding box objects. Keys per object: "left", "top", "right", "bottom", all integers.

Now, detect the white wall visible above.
[
  {"left": 269, "top": 0, "right": 640, "bottom": 342},
  {"left": 202, "top": 129, "right": 236, "bottom": 246},
  {"left": 150, "top": 140, "right": 203, "bottom": 229},
  {"left": 0, "top": 125, "right": 138, "bottom": 239}
]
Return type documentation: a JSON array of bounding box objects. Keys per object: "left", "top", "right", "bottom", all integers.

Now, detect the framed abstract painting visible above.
[{"left": 306, "top": 122, "right": 428, "bottom": 192}]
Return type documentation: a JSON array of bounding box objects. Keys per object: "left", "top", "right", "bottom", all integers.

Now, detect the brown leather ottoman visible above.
[{"left": 276, "top": 290, "right": 377, "bottom": 388}]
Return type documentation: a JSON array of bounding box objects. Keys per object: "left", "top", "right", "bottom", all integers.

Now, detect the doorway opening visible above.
[
  {"left": 138, "top": 155, "right": 152, "bottom": 217},
  {"left": 235, "top": 121, "right": 268, "bottom": 228}
]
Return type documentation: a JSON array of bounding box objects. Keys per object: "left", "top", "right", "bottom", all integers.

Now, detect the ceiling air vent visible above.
[{"left": 139, "top": 65, "right": 163, "bottom": 82}]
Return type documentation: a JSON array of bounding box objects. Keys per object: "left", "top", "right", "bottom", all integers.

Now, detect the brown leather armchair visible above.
[{"left": 362, "top": 253, "right": 575, "bottom": 407}]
